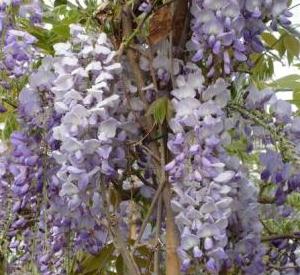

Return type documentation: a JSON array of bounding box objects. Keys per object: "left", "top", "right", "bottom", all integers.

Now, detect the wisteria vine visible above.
[{"left": 0, "top": 0, "right": 300, "bottom": 274}]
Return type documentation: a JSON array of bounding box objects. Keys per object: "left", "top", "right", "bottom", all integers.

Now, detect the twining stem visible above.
[
  {"left": 159, "top": 125, "right": 180, "bottom": 275},
  {"left": 134, "top": 177, "right": 166, "bottom": 245},
  {"left": 154, "top": 194, "right": 162, "bottom": 275},
  {"left": 120, "top": 2, "right": 180, "bottom": 273},
  {"left": 121, "top": 5, "right": 148, "bottom": 107},
  {"left": 2, "top": 98, "right": 17, "bottom": 109},
  {"left": 119, "top": 0, "right": 160, "bottom": 52},
  {"left": 100, "top": 179, "right": 141, "bottom": 275},
  {"left": 262, "top": 233, "right": 300, "bottom": 242}
]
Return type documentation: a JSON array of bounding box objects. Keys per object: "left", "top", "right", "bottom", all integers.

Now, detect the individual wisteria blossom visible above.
[
  {"left": 138, "top": 0, "right": 152, "bottom": 13},
  {"left": 188, "top": 0, "right": 292, "bottom": 76}
]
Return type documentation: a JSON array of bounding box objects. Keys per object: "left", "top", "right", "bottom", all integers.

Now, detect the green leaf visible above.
[
  {"left": 289, "top": 89, "right": 300, "bottom": 109},
  {"left": 261, "top": 32, "right": 277, "bottom": 48},
  {"left": 115, "top": 255, "right": 124, "bottom": 275},
  {"left": 54, "top": 0, "right": 67, "bottom": 7},
  {"left": 51, "top": 24, "right": 70, "bottom": 40},
  {"left": 274, "top": 37, "right": 286, "bottom": 57},
  {"left": 2, "top": 112, "right": 18, "bottom": 140},
  {"left": 80, "top": 243, "right": 115, "bottom": 275},
  {"left": 251, "top": 55, "right": 274, "bottom": 81},
  {"left": 284, "top": 34, "right": 300, "bottom": 63},
  {"left": 146, "top": 97, "right": 172, "bottom": 125},
  {"left": 287, "top": 193, "right": 300, "bottom": 210},
  {"left": 269, "top": 74, "right": 300, "bottom": 91}
]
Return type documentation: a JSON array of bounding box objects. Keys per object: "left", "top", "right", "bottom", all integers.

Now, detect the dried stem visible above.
[
  {"left": 100, "top": 180, "right": 141, "bottom": 275},
  {"left": 262, "top": 233, "right": 300, "bottom": 242},
  {"left": 121, "top": 5, "right": 148, "bottom": 107},
  {"left": 134, "top": 177, "right": 166, "bottom": 245},
  {"left": 119, "top": 0, "right": 160, "bottom": 52},
  {"left": 159, "top": 125, "right": 180, "bottom": 275},
  {"left": 159, "top": 2, "right": 181, "bottom": 272},
  {"left": 154, "top": 194, "right": 162, "bottom": 275}
]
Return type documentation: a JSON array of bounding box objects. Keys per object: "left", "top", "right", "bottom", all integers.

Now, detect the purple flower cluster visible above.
[
  {"left": 166, "top": 65, "right": 263, "bottom": 273},
  {"left": 0, "top": 23, "right": 134, "bottom": 273},
  {"left": 50, "top": 24, "right": 127, "bottom": 255},
  {"left": 0, "top": 55, "right": 60, "bottom": 273},
  {"left": 188, "top": 0, "right": 292, "bottom": 76},
  {"left": 227, "top": 178, "right": 265, "bottom": 274},
  {"left": 242, "top": 86, "right": 300, "bottom": 206},
  {"left": 0, "top": 0, "right": 299, "bottom": 274},
  {"left": 0, "top": 0, "right": 41, "bottom": 79}
]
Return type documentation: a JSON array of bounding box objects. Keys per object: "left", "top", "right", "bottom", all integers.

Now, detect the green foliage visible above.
[
  {"left": 54, "top": 0, "right": 67, "bottom": 7},
  {"left": 20, "top": 1, "right": 101, "bottom": 55},
  {"left": 260, "top": 28, "right": 300, "bottom": 108},
  {"left": 267, "top": 74, "right": 300, "bottom": 108},
  {"left": 1, "top": 112, "right": 18, "bottom": 140},
  {"left": 263, "top": 217, "right": 300, "bottom": 235},
  {"left": 70, "top": 242, "right": 154, "bottom": 275},
  {"left": 115, "top": 255, "right": 124, "bottom": 274},
  {"left": 269, "top": 74, "right": 300, "bottom": 90},
  {"left": 284, "top": 34, "right": 300, "bottom": 63},
  {"left": 252, "top": 27, "right": 300, "bottom": 81},
  {"left": 71, "top": 244, "right": 115, "bottom": 275},
  {"left": 226, "top": 133, "right": 259, "bottom": 165},
  {"left": 146, "top": 97, "right": 172, "bottom": 125},
  {"left": 261, "top": 33, "right": 278, "bottom": 47},
  {"left": 261, "top": 193, "right": 300, "bottom": 236},
  {"left": 251, "top": 54, "right": 274, "bottom": 81},
  {"left": 287, "top": 193, "right": 300, "bottom": 210}
]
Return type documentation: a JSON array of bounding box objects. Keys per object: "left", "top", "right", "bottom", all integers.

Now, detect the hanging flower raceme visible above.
[
  {"left": 0, "top": 55, "right": 60, "bottom": 274},
  {"left": 236, "top": 85, "right": 300, "bottom": 206},
  {"left": 0, "top": 0, "right": 41, "bottom": 80},
  {"left": 0, "top": 0, "right": 299, "bottom": 274},
  {"left": 166, "top": 64, "right": 264, "bottom": 273},
  {"left": 188, "top": 0, "right": 292, "bottom": 77},
  {"left": 0, "top": 20, "right": 142, "bottom": 273},
  {"left": 49, "top": 24, "right": 131, "bottom": 255},
  {"left": 226, "top": 85, "right": 300, "bottom": 273}
]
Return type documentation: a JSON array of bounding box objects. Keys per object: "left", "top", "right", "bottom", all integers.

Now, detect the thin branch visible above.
[
  {"left": 134, "top": 177, "right": 166, "bottom": 245},
  {"left": 154, "top": 194, "right": 162, "bottom": 275},
  {"left": 129, "top": 44, "right": 151, "bottom": 58},
  {"left": 289, "top": 3, "right": 300, "bottom": 10},
  {"left": 268, "top": 264, "right": 298, "bottom": 271},
  {"left": 139, "top": 144, "right": 161, "bottom": 163},
  {"left": 132, "top": 169, "right": 154, "bottom": 188},
  {"left": 159, "top": 125, "right": 180, "bottom": 275},
  {"left": 100, "top": 179, "right": 141, "bottom": 275},
  {"left": 128, "top": 123, "right": 156, "bottom": 146},
  {"left": 2, "top": 99, "right": 17, "bottom": 109},
  {"left": 121, "top": 5, "right": 151, "bottom": 115},
  {"left": 262, "top": 233, "right": 300, "bottom": 242},
  {"left": 118, "top": 0, "right": 160, "bottom": 54},
  {"left": 146, "top": 40, "right": 159, "bottom": 93}
]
